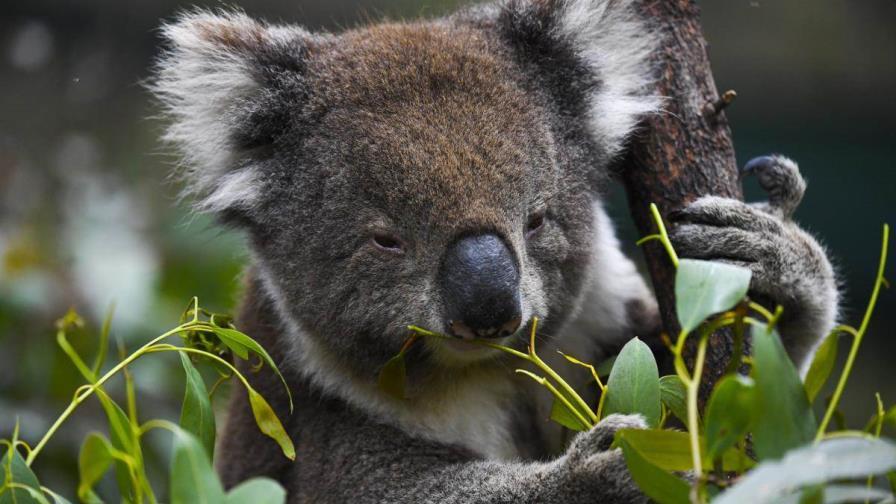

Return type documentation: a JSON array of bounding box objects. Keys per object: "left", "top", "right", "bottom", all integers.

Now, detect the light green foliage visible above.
[
  {"left": 0, "top": 298, "right": 289, "bottom": 503},
  {"left": 179, "top": 353, "right": 216, "bottom": 458},
  {"left": 1, "top": 439, "right": 43, "bottom": 504},
  {"left": 713, "top": 438, "right": 896, "bottom": 504},
  {"left": 169, "top": 427, "right": 225, "bottom": 504},
  {"left": 77, "top": 433, "right": 113, "bottom": 502},
  {"left": 602, "top": 338, "right": 661, "bottom": 427},
  {"left": 615, "top": 433, "right": 690, "bottom": 504},
  {"left": 751, "top": 324, "right": 817, "bottom": 460},
  {"left": 703, "top": 375, "right": 755, "bottom": 461},
  {"left": 675, "top": 259, "right": 752, "bottom": 334},
  {"left": 659, "top": 375, "right": 688, "bottom": 428},
  {"left": 803, "top": 330, "right": 840, "bottom": 404},
  {"left": 225, "top": 478, "right": 287, "bottom": 504}
]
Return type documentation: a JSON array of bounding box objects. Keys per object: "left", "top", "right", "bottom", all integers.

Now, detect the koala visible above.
[{"left": 151, "top": 0, "right": 839, "bottom": 502}]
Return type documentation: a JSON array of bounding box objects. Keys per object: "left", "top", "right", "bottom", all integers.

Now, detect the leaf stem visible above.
[
  {"left": 25, "top": 324, "right": 192, "bottom": 465},
  {"left": 815, "top": 224, "right": 889, "bottom": 441},
  {"left": 687, "top": 335, "right": 708, "bottom": 486}
]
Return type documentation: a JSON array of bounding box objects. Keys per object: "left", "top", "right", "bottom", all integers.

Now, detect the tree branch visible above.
[{"left": 621, "top": 0, "right": 742, "bottom": 400}]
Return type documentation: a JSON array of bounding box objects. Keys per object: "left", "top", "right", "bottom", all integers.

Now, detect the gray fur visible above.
[
  {"left": 150, "top": 1, "right": 838, "bottom": 502},
  {"left": 670, "top": 156, "right": 839, "bottom": 365}
]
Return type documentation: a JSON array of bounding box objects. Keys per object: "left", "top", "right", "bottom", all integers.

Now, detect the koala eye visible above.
[
  {"left": 525, "top": 211, "right": 546, "bottom": 239},
  {"left": 371, "top": 232, "right": 405, "bottom": 254}
]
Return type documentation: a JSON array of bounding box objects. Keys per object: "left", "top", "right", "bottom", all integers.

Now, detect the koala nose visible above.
[{"left": 438, "top": 234, "right": 522, "bottom": 340}]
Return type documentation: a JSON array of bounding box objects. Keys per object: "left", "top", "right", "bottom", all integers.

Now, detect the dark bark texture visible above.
[{"left": 621, "top": 0, "right": 743, "bottom": 400}]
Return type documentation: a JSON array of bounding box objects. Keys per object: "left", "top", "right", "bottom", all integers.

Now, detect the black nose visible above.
[{"left": 438, "top": 234, "right": 522, "bottom": 339}]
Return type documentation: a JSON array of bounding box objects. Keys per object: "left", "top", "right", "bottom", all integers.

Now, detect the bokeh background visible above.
[{"left": 1, "top": 0, "right": 893, "bottom": 496}]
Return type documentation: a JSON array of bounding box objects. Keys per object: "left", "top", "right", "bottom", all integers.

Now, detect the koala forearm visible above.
[{"left": 342, "top": 457, "right": 642, "bottom": 504}]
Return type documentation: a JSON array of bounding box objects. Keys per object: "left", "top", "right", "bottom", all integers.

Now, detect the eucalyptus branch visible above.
[{"left": 816, "top": 224, "right": 890, "bottom": 441}]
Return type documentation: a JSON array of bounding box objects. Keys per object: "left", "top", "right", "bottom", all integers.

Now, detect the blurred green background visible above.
[{"left": 0, "top": 0, "right": 893, "bottom": 496}]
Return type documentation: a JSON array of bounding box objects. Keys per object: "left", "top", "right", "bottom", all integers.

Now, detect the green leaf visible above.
[
  {"left": 206, "top": 326, "right": 293, "bottom": 410},
  {"left": 248, "top": 389, "right": 295, "bottom": 461},
  {"left": 77, "top": 433, "right": 114, "bottom": 503},
  {"left": 612, "top": 428, "right": 754, "bottom": 472},
  {"left": 179, "top": 353, "right": 216, "bottom": 459},
  {"left": 615, "top": 435, "right": 690, "bottom": 504},
  {"left": 91, "top": 302, "right": 115, "bottom": 377},
  {"left": 40, "top": 488, "right": 72, "bottom": 504},
  {"left": 675, "top": 259, "right": 752, "bottom": 333},
  {"left": 704, "top": 375, "right": 755, "bottom": 460},
  {"left": 0, "top": 445, "right": 43, "bottom": 504},
  {"left": 93, "top": 389, "right": 142, "bottom": 500},
  {"left": 377, "top": 353, "right": 407, "bottom": 401},
  {"left": 225, "top": 478, "right": 287, "bottom": 504},
  {"left": 714, "top": 437, "right": 896, "bottom": 504},
  {"left": 889, "top": 471, "right": 896, "bottom": 493},
  {"left": 659, "top": 375, "right": 688, "bottom": 428},
  {"left": 169, "top": 428, "right": 226, "bottom": 504},
  {"left": 602, "top": 337, "right": 661, "bottom": 427},
  {"left": 596, "top": 355, "right": 616, "bottom": 377},
  {"left": 812, "top": 484, "right": 891, "bottom": 503},
  {"left": 215, "top": 328, "right": 250, "bottom": 360},
  {"left": 803, "top": 330, "right": 840, "bottom": 404},
  {"left": 550, "top": 398, "right": 589, "bottom": 432},
  {"left": 751, "top": 324, "right": 817, "bottom": 460}
]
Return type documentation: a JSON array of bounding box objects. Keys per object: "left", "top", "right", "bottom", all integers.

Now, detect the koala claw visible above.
[{"left": 740, "top": 155, "right": 806, "bottom": 218}]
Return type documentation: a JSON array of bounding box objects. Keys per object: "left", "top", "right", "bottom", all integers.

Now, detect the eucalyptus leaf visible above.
[
  {"left": 615, "top": 435, "right": 690, "bottom": 504},
  {"left": 169, "top": 429, "right": 226, "bottom": 504},
  {"left": 714, "top": 437, "right": 896, "bottom": 504},
  {"left": 0, "top": 446, "right": 43, "bottom": 504},
  {"left": 248, "top": 389, "right": 295, "bottom": 461},
  {"left": 94, "top": 389, "right": 142, "bottom": 500},
  {"left": 179, "top": 353, "right": 216, "bottom": 459},
  {"left": 596, "top": 355, "right": 616, "bottom": 378},
  {"left": 612, "top": 428, "right": 753, "bottom": 472},
  {"left": 602, "top": 337, "right": 661, "bottom": 427},
  {"left": 225, "top": 477, "right": 287, "bottom": 504},
  {"left": 705, "top": 375, "right": 755, "bottom": 460},
  {"left": 675, "top": 259, "right": 751, "bottom": 333},
  {"left": 659, "top": 375, "right": 688, "bottom": 428},
  {"left": 207, "top": 326, "right": 293, "bottom": 410},
  {"left": 77, "top": 433, "right": 113, "bottom": 503},
  {"left": 378, "top": 353, "right": 407, "bottom": 401},
  {"left": 550, "top": 398, "right": 589, "bottom": 432},
  {"left": 751, "top": 323, "right": 817, "bottom": 460},
  {"left": 813, "top": 484, "right": 891, "bottom": 503},
  {"left": 803, "top": 330, "right": 840, "bottom": 404},
  {"left": 40, "top": 488, "right": 73, "bottom": 504}
]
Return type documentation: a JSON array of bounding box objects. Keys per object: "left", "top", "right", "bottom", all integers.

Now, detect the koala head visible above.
[{"left": 153, "top": 1, "right": 659, "bottom": 381}]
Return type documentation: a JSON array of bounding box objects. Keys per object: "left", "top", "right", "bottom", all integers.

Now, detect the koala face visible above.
[{"left": 153, "top": 4, "right": 659, "bottom": 379}]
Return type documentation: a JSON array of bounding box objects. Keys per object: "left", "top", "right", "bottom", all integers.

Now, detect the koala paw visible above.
[
  {"left": 561, "top": 414, "right": 649, "bottom": 503},
  {"left": 566, "top": 413, "right": 646, "bottom": 463},
  {"left": 668, "top": 155, "right": 839, "bottom": 364}
]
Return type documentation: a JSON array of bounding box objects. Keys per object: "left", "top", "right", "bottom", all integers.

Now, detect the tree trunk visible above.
[{"left": 621, "top": 0, "right": 742, "bottom": 400}]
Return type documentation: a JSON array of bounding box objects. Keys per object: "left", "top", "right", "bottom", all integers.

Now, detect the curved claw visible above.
[
  {"left": 741, "top": 155, "right": 777, "bottom": 176},
  {"left": 740, "top": 154, "right": 806, "bottom": 219}
]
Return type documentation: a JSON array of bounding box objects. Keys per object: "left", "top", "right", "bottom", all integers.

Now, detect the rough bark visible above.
[{"left": 621, "top": 0, "right": 742, "bottom": 400}]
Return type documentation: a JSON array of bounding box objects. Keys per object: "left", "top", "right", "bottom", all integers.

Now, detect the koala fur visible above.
[{"left": 152, "top": 1, "right": 839, "bottom": 502}]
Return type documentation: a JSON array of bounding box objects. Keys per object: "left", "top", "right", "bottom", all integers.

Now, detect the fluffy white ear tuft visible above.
[
  {"left": 556, "top": 0, "right": 662, "bottom": 158},
  {"left": 152, "top": 10, "right": 308, "bottom": 214}
]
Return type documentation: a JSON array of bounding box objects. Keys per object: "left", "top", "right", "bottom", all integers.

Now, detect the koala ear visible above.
[
  {"left": 489, "top": 0, "right": 661, "bottom": 159},
  {"left": 152, "top": 10, "right": 311, "bottom": 214}
]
